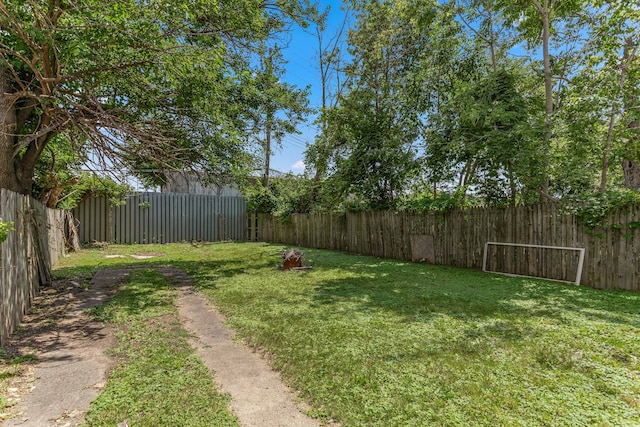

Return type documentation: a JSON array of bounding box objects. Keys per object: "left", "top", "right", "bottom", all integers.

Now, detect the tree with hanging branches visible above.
[{"left": 0, "top": 0, "right": 315, "bottom": 198}]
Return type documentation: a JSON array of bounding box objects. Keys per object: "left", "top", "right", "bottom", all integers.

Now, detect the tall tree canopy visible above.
[
  {"left": 313, "top": 0, "right": 436, "bottom": 210},
  {"left": 0, "top": 0, "right": 314, "bottom": 196},
  {"left": 304, "top": 0, "right": 640, "bottom": 212}
]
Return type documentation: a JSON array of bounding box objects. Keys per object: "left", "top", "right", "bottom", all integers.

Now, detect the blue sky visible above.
[{"left": 269, "top": 0, "right": 347, "bottom": 175}]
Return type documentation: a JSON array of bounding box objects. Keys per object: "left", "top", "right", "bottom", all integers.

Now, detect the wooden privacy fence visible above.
[
  {"left": 73, "top": 192, "right": 247, "bottom": 244},
  {"left": 256, "top": 204, "right": 640, "bottom": 291},
  {"left": 0, "top": 189, "right": 66, "bottom": 345}
]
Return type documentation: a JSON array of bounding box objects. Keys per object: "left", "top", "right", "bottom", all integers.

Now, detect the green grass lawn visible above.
[
  {"left": 55, "top": 242, "right": 640, "bottom": 426},
  {"left": 82, "top": 268, "right": 238, "bottom": 427}
]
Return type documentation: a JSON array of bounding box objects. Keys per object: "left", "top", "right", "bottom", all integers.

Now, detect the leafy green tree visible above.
[
  {"left": 597, "top": 3, "right": 640, "bottom": 190},
  {"left": 306, "top": 5, "right": 350, "bottom": 202},
  {"left": 249, "top": 47, "right": 311, "bottom": 187},
  {"left": 497, "top": 0, "right": 587, "bottom": 197},
  {"left": 548, "top": 1, "right": 640, "bottom": 193},
  {"left": 454, "top": 0, "right": 517, "bottom": 73},
  {"left": 456, "top": 69, "right": 540, "bottom": 205},
  {"left": 245, "top": 173, "right": 313, "bottom": 218},
  {"left": 0, "top": 0, "right": 314, "bottom": 195},
  {"left": 312, "top": 0, "right": 438, "bottom": 210}
]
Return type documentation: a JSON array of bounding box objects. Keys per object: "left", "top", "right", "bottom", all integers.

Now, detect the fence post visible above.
[
  {"left": 246, "top": 213, "right": 258, "bottom": 241},
  {"left": 107, "top": 197, "right": 113, "bottom": 243},
  {"left": 0, "top": 233, "right": 4, "bottom": 348},
  {"left": 0, "top": 189, "right": 11, "bottom": 347}
]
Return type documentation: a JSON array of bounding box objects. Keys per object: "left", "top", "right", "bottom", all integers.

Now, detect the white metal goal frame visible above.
[{"left": 482, "top": 242, "right": 586, "bottom": 286}]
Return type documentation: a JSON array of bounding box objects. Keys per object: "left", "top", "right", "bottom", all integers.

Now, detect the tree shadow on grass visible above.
[
  {"left": 301, "top": 259, "right": 640, "bottom": 372},
  {"left": 5, "top": 279, "right": 112, "bottom": 365},
  {"left": 51, "top": 245, "right": 640, "bottom": 352},
  {"left": 309, "top": 258, "right": 640, "bottom": 332}
]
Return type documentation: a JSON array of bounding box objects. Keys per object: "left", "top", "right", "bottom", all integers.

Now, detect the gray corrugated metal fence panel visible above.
[
  {"left": 74, "top": 195, "right": 110, "bottom": 242},
  {"left": 73, "top": 192, "right": 247, "bottom": 244}
]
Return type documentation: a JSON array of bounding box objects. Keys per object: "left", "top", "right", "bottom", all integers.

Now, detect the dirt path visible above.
[
  {"left": 3, "top": 268, "right": 319, "bottom": 427},
  {"left": 3, "top": 269, "right": 129, "bottom": 427}
]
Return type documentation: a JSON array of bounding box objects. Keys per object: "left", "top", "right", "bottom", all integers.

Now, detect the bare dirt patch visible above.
[{"left": 1, "top": 271, "right": 127, "bottom": 426}]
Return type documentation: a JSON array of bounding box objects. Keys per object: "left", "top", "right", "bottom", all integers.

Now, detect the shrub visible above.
[
  {"left": 0, "top": 219, "right": 14, "bottom": 244},
  {"left": 562, "top": 189, "right": 640, "bottom": 231},
  {"left": 245, "top": 185, "right": 278, "bottom": 214}
]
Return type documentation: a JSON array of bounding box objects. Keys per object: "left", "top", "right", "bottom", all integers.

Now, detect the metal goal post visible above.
[{"left": 482, "top": 242, "right": 586, "bottom": 286}]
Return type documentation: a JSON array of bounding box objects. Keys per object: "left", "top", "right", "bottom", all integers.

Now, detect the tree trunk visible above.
[
  {"left": 0, "top": 67, "right": 24, "bottom": 193},
  {"left": 311, "top": 27, "right": 329, "bottom": 203},
  {"left": 540, "top": 0, "right": 553, "bottom": 198},
  {"left": 44, "top": 182, "right": 66, "bottom": 209},
  {"left": 0, "top": 66, "right": 42, "bottom": 195},
  {"left": 602, "top": 37, "right": 635, "bottom": 192},
  {"left": 65, "top": 211, "right": 81, "bottom": 252},
  {"left": 622, "top": 120, "right": 640, "bottom": 190},
  {"left": 600, "top": 106, "right": 617, "bottom": 192},
  {"left": 508, "top": 161, "right": 517, "bottom": 206},
  {"left": 622, "top": 159, "right": 640, "bottom": 190},
  {"left": 621, "top": 38, "right": 639, "bottom": 190},
  {"left": 262, "top": 50, "right": 274, "bottom": 188},
  {"left": 263, "top": 116, "right": 271, "bottom": 188}
]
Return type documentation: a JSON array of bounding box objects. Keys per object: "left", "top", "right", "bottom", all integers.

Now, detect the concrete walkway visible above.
[
  {"left": 3, "top": 268, "right": 319, "bottom": 427},
  {"left": 165, "top": 268, "right": 319, "bottom": 427},
  {"left": 3, "top": 269, "right": 130, "bottom": 427}
]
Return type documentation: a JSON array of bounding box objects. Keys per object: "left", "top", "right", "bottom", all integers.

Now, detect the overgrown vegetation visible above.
[
  {"left": 244, "top": 173, "right": 640, "bottom": 218},
  {"left": 84, "top": 269, "right": 237, "bottom": 427},
  {"left": 31, "top": 136, "right": 131, "bottom": 209},
  {"left": 55, "top": 243, "right": 640, "bottom": 427},
  {"left": 304, "top": 0, "right": 640, "bottom": 211},
  {"left": 245, "top": 174, "right": 313, "bottom": 218},
  {"left": 0, "top": 219, "right": 13, "bottom": 244},
  {"left": 562, "top": 189, "right": 640, "bottom": 232},
  {"left": 0, "top": 350, "right": 36, "bottom": 418}
]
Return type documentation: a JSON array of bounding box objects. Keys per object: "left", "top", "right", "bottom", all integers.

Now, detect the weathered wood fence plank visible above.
[{"left": 0, "top": 190, "right": 65, "bottom": 345}]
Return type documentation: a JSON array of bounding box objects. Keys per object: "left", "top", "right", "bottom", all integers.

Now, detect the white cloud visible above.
[{"left": 291, "top": 160, "right": 305, "bottom": 171}]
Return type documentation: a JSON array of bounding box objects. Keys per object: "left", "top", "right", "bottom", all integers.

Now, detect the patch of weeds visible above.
[
  {"left": 84, "top": 269, "right": 237, "bottom": 427},
  {"left": 85, "top": 241, "right": 110, "bottom": 250},
  {"left": 0, "top": 349, "right": 37, "bottom": 418},
  {"left": 0, "top": 350, "right": 36, "bottom": 365}
]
